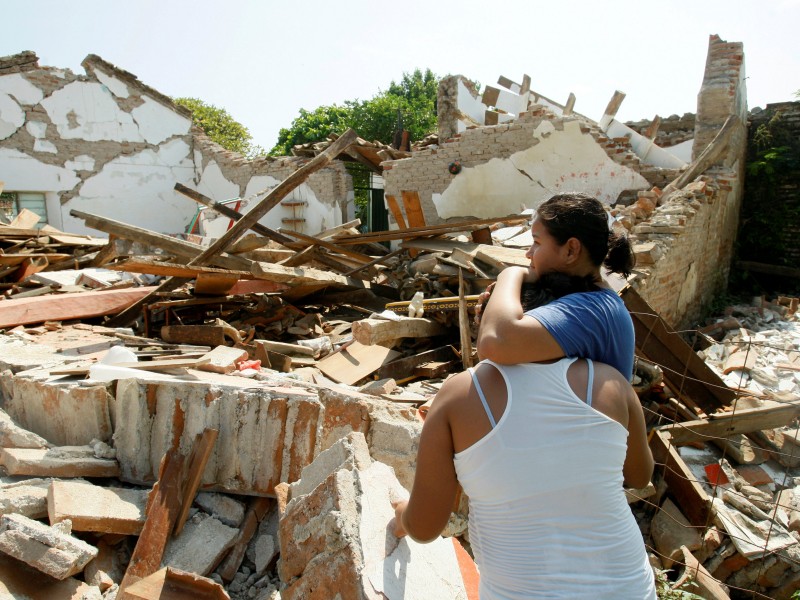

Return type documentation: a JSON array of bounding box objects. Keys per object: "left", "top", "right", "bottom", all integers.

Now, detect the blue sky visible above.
[{"left": 4, "top": 0, "right": 798, "bottom": 151}]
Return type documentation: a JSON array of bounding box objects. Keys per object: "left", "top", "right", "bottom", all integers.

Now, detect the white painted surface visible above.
[
  {"left": 457, "top": 79, "right": 487, "bottom": 130},
  {"left": 668, "top": 139, "right": 694, "bottom": 163},
  {"left": 434, "top": 120, "right": 650, "bottom": 219},
  {"left": 0, "top": 74, "right": 44, "bottom": 105},
  {"left": 92, "top": 67, "right": 130, "bottom": 99},
  {"left": 26, "top": 121, "right": 47, "bottom": 138},
  {"left": 0, "top": 93, "right": 24, "bottom": 140},
  {"left": 0, "top": 148, "right": 80, "bottom": 191},
  {"left": 68, "top": 141, "right": 196, "bottom": 234},
  {"left": 64, "top": 155, "right": 96, "bottom": 171},
  {"left": 33, "top": 139, "right": 57, "bottom": 154},
  {"left": 131, "top": 96, "right": 192, "bottom": 145},
  {"left": 41, "top": 81, "right": 143, "bottom": 142}
]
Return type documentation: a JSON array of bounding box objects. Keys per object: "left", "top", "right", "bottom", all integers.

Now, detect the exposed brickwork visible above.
[{"left": 626, "top": 113, "right": 696, "bottom": 149}]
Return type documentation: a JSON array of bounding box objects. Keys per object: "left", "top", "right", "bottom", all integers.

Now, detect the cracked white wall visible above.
[{"left": 433, "top": 120, "right": 650, "bottom": 219}]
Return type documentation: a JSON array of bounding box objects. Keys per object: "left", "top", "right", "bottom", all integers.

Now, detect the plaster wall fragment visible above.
[
  {"left": 0, "top": 93, "right": 24, "bottom": 139},
  {"left": 92, "top": 66, "right": 130, "bottom": 98},
  {"left": 131, "top": 95, "right": 192, "bottom": 145},
  {"left": 0, "top": 148, "right": 80, "bottom": 191},
  {"left": 41, "top": 81, "right": 143, "bottom": 142},
  {"left": 0, "top": 73, "right": 45, "bottom": 105}
]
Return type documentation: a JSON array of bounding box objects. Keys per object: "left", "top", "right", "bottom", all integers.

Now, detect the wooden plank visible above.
[
  {"left": 195, "top": 272, "right": 241, "bottom": 295},
  {"left": 402, "top": 238, "right": 530, "bottom": 267},
  {"left": 174, "top": 429, "right": 219, "bottom": 536},
  {"left": 123, "top": 566, "right": 230, "bottom": 600},
  {"left": 458, "top": 269, "right": 473, "bottom": 369},
  {"left": 400, "top": 191, "right": 426, "bottom": 228},
  {"left": 161, "top": 325, "right": 226, "bottom": 347},
  {"left": 333, "top": 215, "right": 528, "bottom": 245},
  {"left": 106, "top": 258, "right": 252, "bottom": 280},
  {"left": 49, "top": 357, "right": 211, "bottom": 376},
  {"left": 250, "top": 260, "right": 372, "bottom": 289},
  {"left": 174, "top": 182, "right": 297, "bottom": 248},
  {"left": 650, "top": 430, "right": 711, "bottom": 527},
  {"left": 0, "top": 286, "right": 157, "bottom": 328},
  {"left": 317, "top": 341, "right": 400, "bottom": 385},
  {"left": 661, "top": 401, "right": 800, "bottom": 446},
  {"left": 621, "top": 286, "right": 734, "bottom": 413},
  {"left": 277, "top": 228, "right": 374, "bottom": 264},
  {"left": 9, "top": 208, "right": 41, "bottom": 229},
  {"left": 384, "top": 194, "right": 407, "bottom": 229},
  {"left": 117, "top": 446, "right": 189, "bottom": 598},
  {"left": 69, "top": 210, "right": 252, "bottom": 272},
  {"left": 375, "top": 346, "right": 459, "bottom": 381},
  {"left": 216, "top": 497, "right": 272, "bottom": 582}
]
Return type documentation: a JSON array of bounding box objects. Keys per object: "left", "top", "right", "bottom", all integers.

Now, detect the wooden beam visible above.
[
  {"left": 216, "top": 497, "right": 272, "bottom": 582},
  {"left": 106, "top": 258, "right": 252, "bottom": 280},
  {"left": 351, "top": 317, "right": 446, "bottom": 346},
  {"left": 0, "top": 286, "right": 157, "bottom": 328},
  {"left": 173, "top": 182, "right": 297, "bottom": 248},
  {"left": 650, "top": 430, "right": 711, "bottom": 527},
  {"left": 458, "top": 269, "right": 474, "bottom": 369},
  {"left": 277, "top": 228, "right": 374, "bottom": 264},
  {"left": 117, "top": 445, "right": 189, "bottom": 597},
  {"left": 621, "top": 286, "right": 735, "bottom": 413},
  {"left": 645, "top": 115, "right": 662, "bottom": 140},
  {"left": 400, "top": 191, "right": 427, "bottom": 228},
  {"left": 333, "top": 214, "right": 528, "bottom": 245},
  {"left": 174, "top": 429, "right": 219, "bottom": 536},
  {"left": 69, "top": 210, "right": 252, "bottom": 272},
  {"left": 661, "top": 401, "right": 800, "bottom": 446},
  {"left": 602, "top": 90, "right": 626, "bottom": 120},
  {"left": 402, "top": 238, "right": 530, "bottom": 267},
  {"left": 384, "top": 195, "right": 407, "bottom": 229},
  {"left": 191, "top": 129, "right": 357, "bottom": 267},
  {"left": 563, "top": 93, "right": 576, "bottom": 116}
]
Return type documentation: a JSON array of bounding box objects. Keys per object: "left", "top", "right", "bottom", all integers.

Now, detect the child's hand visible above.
[
  {"left": 473, "top": 282, "right": 496, "bottom": 325},
  {"left": 391, "top": 500, "right": 409, "bottom": 538}
]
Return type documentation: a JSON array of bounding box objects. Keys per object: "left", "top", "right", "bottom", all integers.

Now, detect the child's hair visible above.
[
  {"left": 520, "top": 272, "right": 599, "bottom": 311},
  {"left": 536, "top": 193, "right": 635, "bottom": 277}
]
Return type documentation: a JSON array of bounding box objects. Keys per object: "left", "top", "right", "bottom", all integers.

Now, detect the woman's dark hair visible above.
[
  {"left": 536, "top": 193, "right": 634, "bottom": 277},
  {"left": 520, "top": 272, "right": 598, "bottom": 311}
]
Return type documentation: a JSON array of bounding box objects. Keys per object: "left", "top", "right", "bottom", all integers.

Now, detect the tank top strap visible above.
[
  {"left": 586, "top": 359, "right": 594, "bottom": 407},
  {"left": 468, "top": 366, "right": 497, "bottom": 429}
]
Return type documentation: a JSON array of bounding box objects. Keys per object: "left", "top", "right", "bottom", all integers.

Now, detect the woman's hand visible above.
[{"left": 391, "top": 500, "right": 409, "bottom": 538}]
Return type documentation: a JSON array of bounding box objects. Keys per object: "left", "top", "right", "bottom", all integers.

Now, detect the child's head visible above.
[
  {"left": 533, "top": 193, "right": 634, "bottom": 278},
  {"left": 520, "top": 272, "right": 598, "bottom": 311}
]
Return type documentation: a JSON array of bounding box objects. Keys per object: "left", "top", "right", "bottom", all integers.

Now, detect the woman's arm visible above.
[
  {"left": 622, "top": 385, "right": 654, "bottom": 489},
  {"left": 393, "top": 381, "right": 461, "bottom": 543},
  {"left": 476, "top": 267, "right": 564, "bottom": 364}
]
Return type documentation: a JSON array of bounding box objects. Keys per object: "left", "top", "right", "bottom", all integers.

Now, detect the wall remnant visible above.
[{"left": 0, "top": 52, "right": 352, "bottom": 237}]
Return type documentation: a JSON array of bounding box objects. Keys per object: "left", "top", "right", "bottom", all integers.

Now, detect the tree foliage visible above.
[
  {"left": 174, "top": 97, "right": 265, "bottom": 158},
  {"left": 270, "top": 68, "right": 440, "bottom": 156}
]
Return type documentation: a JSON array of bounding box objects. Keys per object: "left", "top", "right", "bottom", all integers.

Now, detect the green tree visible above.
[
  {"left": 269, "top": 69, "right": 440, "bottom": 156},
  {"left": 174, "top": 97, "right": 265, "bottom": 158}
]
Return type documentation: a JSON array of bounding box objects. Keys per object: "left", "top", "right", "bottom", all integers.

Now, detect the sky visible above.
[{"left": 4, "top": 0, "right": 799, "bottom": 152}]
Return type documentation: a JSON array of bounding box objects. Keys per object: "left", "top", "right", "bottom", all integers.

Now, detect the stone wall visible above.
[{"left": 0, "top": 52, "right": 352, "bottom": 237}]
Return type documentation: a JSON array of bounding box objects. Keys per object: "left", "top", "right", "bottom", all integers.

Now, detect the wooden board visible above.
[
  {"left": 400, "top": 191, "right": 426, "bottom": 228},
  {"left": 317, "top": 341, "right": 401, "bottom": 385},
  {"left": 661, "top": 401, "right": 800, "bottom": 446},
  {"left": 0, "top": 286, "right": 157, "bottom": 328},
  {"left": 384, "top": 194, "right": 407, "bottom": 229},
  {"left": 401, "top": 238, "right": 530, "bottom": 267}
]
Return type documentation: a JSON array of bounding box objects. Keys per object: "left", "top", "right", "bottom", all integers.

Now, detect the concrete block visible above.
[
  {"left": 0, "top": 407, "right": 50, "bottom": 448},
  {"left": 279, "top": 449, "right": 478, "bottom": 598},
  {"left": 0, "top": 512, "right": 98, "bottom": 579},
  {"left": 246, "top": 501, "right": 280, "bottom": 577},
  {"left": 650, "top": 498, "right": 702, "bottom": 568},
  {"left": 3, "top": 375, "right": 113, "bottom": 445},
  {"left": 288, "top": 431, "right": 372, "bottom": 500},
  {"left": 0, "top": 446, "right": 120, "bottom": 478},
  {"left": 0, "top": 552, "right": 102, "bottom": 599},
  {"left": 196, "top": 345, "right": 250, "bottom": 374},
  {"left": 113, "top": 378, "right": 320, "bottom": 495},
  {"left": 161, "top": 512, "right": 238, "bottom": 576},
  {"left": 48, "top": 480, "right": 147, "bottom": 534},
  {"left": 0, "top": 477, "right": 52, "bottom": 518},
  {"left": 194, "top": 491, "right": 246, "bottom": 528}
]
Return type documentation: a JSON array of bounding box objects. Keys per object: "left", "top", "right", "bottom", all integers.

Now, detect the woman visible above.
[
  {"left": 476, "top": 192, "right": 636, "bottom": 379},
  {"left": 392, "top": 276, "right": 655, "bottom": 598}
]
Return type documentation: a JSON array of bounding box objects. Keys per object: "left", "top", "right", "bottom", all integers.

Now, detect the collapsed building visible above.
[{"left": 0, "top": 34, "right": 799, "bottom": 600}]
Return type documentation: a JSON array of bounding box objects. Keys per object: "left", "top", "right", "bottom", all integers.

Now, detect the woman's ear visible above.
[{"left": 563, "top": 237, "right": 583, "bottom": 264}]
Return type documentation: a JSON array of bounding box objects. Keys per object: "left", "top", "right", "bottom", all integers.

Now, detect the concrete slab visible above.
[
  {"left": 161, "top": 512, "right": 238, "bottom": 576},
  {"left": 194, "top": 492, "right": 246, "bottom": 528},
  {"left": 0, "top": 407, "right": 50, "bottom": 448},
  {"left": 0, "top": 512, "right": 98, "bottom": 579},
  {"left": 0, "top": 477, "right": 53, "bottom": 518},
  {"left": 48, "top": 480, "right": 147, "bottom": 534},
  {"left": 0, "top": 552, "right": 102, "bottom": 599},
  {"left": 0, "top": 446, "right": 120, "bottom": 478}
]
